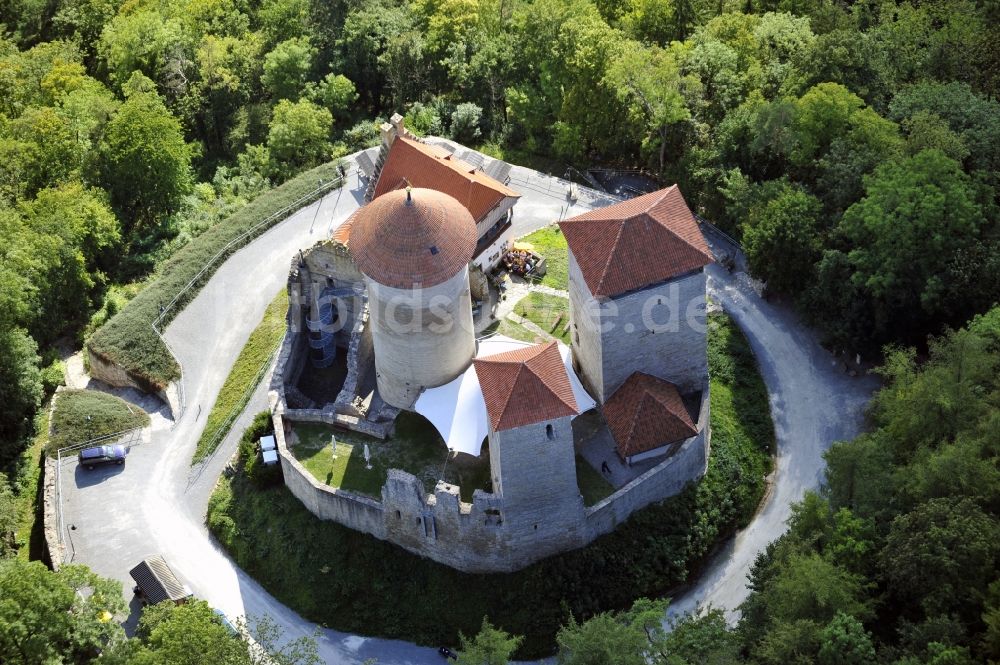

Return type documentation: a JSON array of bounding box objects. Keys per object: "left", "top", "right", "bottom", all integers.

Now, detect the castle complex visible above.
[{"left": 269, "top": 117, "right": 713, "bottom": 572}]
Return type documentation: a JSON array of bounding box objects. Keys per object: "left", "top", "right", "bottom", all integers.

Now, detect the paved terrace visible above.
[{"left": 58, "top": 144, "right": 877, "bottom": 663}]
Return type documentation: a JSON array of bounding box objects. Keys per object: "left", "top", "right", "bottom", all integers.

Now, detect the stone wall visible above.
[
  {"left": 273, "top": 410, "right": 387, "bottom": 539},
  {"left": 86, "top": 347, "right": 182, "bottom": 420},
  {"left": 276, "top": 386, "right": 710, "bottom": 573},
  {"left": 568, "top": 253, "right": 707, "bottom": 402},
  {"left": 585, "top": 385, "right": 710, "bottom": 537},
  {"left": 487, "top": 417, "right": 588, "bottom": 557}
]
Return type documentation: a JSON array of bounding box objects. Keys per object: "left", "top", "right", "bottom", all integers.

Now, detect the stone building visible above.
[
  {"left": 474, "top": 341, "right": 588, "bottom": 556},
  {"left": 270, "top": 158, "right": 714, "bottom": 572},
  {"left": 366, "top": 115, "right": 520, "bottom": 272},
  {"left": 349, "top": 187, "right": 478, "bottom": 410},
  {"left": 559, "top": 186, "right": 713, "bottom": 400}
]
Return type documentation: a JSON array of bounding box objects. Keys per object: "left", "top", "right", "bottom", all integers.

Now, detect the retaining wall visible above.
[{"left": 86, "top": 347, "right": 182, "bottom": 420}]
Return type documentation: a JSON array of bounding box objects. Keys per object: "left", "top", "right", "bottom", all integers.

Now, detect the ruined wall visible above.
[{"left": 585, "top": 386, "right": 710, "bottom": 537}]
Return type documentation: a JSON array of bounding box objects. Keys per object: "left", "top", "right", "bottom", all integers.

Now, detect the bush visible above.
[
  {"left": 208, "top": 313, "right": 773, "bottom": 657},
  {"left": 237, "top": 412, "right": 282, "bottom": 487},
  {"left": 48, "top": 389, "right": 150, "bottom": 451},
  {"left": 86, "top": 161, "right": 343, "bottom": 391},
  {"left": 39, "top": 360, "right": 65, "bottom": 398}
]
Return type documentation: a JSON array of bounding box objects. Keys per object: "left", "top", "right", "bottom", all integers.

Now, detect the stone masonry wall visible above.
[
  {"left": 488, "top": 417, "right": 588, "bottom": 558},
  {"left": 600, "top": 270, "right": 707, "bottom": 396},
  {"left": 86, "top": 347, "right": 182, "bottom": 419},
  {"left": 568, "top": 254, "right": 605, "bottom": 401},
  {"left": 568, "top": 252, "right": 707, "bottom": 402},
  {"left": 585, "top": 385, "right": 710, "bottom": 537}
]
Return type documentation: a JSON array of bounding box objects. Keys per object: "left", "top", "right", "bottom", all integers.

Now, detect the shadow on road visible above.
[{"left": 74, "top": 462, "right": 126, "bottom": 488}]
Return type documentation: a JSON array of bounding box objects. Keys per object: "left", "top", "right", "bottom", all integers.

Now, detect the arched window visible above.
[{"left": 546, "top": 424, "right": 554, "bottom": 440}]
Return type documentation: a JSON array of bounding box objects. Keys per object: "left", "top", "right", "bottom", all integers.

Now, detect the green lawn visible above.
[
  {"left": 483, "top": 317, "right": 542, "bottom": 343},
  {"left": 288, "top": 413, "right": 491, "bottom": 502},
  {"left": 575, "top": 455, "right": 614, "bottom": 506},
  {"left": 519, "top": 225, "right": 568, "bottom": 290},
  {"left": 193, "top": 289, "right": 288, "bottom": 463},
  {"left": 48, "top": 390, "right": 150, "bottom": 452},
  {"left": 514, "top": 292, "right": 571, "bottom": 344}
]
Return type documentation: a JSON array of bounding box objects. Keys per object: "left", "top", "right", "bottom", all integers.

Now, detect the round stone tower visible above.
[{"left": 349, "top": 187, "right": 478, "bottom": 409}]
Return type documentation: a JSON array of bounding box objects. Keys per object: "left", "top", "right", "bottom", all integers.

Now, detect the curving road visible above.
[{"left": 59, "top": 157, "right": 877, "bottom": 664}]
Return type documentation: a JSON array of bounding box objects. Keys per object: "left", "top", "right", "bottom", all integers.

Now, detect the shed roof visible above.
[
  {"left": 558, "top": 186, "right": 712, "bottom": 298},
  {"left": 603, "top": 372, "right": 697, "bottom": 458},
  {"left": 473, "top": 341, "right": 579, "bottom": 431},
  {"left": 373, "top": 137, "right": 519, "bottom": 222},
  {"left": 129, "top": 556, "right": 190, "bottom": 605},
  {"left": 348, "top": 187, "right": 477, "bottom": 288}
]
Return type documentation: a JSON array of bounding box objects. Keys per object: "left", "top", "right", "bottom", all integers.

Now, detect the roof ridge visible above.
[
  {"left": 494, "top": 362, "right": 525, "bottom": 429},
  {"left": 596, "top": 217, "right": 629, "bottom": 297},
  {"left": 523, "top": 344, "right": 578, "bottom": 414}
]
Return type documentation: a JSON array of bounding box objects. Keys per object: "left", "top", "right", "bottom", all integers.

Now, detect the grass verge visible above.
[
  {"left": 6, "top": 407, "right": 51, "bottom": 561},
  {"left": 515, "top": 292, "right": 571, "bottom": 344},
  {"left": 207, "top": 311, "right": 773, "bottom": 657},
  {"left": 48, "top": 390, "right": 150, "bottom": 452},
  {"left": 520, "top": 225, "right": 568, "bottom": 290},
  {"left": 192, "top": 290, "right": 289, "bottom": 464},
  {"left": 86, "top": 161, "right": 343, "bottom": 392}
]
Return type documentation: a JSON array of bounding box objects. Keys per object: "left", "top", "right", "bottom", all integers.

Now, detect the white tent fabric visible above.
[{"left": 414, "top": 335, "right": 597, "bottom": 456}]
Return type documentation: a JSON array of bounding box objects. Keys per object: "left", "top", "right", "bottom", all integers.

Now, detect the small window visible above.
[
  {"left": 429, "top": 245, "right": 439, "bottom": 255},
  {"left": 396, "top": 510, "right": 401, "bottom": 519},
  {"left": 546, "top": 424, "right": 554, "bottom": 440}
]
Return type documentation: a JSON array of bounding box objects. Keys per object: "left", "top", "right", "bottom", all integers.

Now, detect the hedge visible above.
[{"left": 86, "top": 161, "right": 344, "bottom": 392}]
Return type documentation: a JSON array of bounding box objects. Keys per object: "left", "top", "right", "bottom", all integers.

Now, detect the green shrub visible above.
[
  {"left": 86, "top": 161, "right": 344, "bottom": 391},
  {"left": 48, "top": 390, "right": 150, "bottom": 451},
  {"left": 207, "top": 312, "right": 773, "bottom": 657},
  {"left": 39, "top": 361, "right": 65, "bottom": 398},
  {"left": 238, "top": 412, "right": 282, "bottom": 487}
]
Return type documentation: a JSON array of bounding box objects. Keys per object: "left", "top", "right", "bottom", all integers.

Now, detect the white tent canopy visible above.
[{"left": 414, "top": 336, "right": 597, "bottom": 456}]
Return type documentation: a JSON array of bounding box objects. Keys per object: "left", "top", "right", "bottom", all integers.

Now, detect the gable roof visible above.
[
  {"left": 473, "top": 341, "right": 579, "bottom": 431},
  {"left": 603, "top": 372, "right": 697, "bottom": 458},
  {"left": 558, "top": 186, "right": 713, "bottom": 298},
  {"left": 373, "top": 136, "right": 520, "bottom": 222}
]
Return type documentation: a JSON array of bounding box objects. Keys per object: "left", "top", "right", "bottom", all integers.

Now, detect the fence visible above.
[
  {"left": 149, "top": 170, "right": 349, "bottom": 422},
  {"left": 54, "top": 427, "right": 144, "bottom": 563}
]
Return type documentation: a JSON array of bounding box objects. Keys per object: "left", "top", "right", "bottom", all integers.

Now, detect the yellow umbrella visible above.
[{"left": 512, "top": 242, "right": 535, "bottom": 251}]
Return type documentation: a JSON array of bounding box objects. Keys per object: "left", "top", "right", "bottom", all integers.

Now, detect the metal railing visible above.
[
  {"left": 149, "top": 169, "right": 348, "bottom": 422},
  {"left": 55, "top": 427, "right": 144, "bottom": 563}
]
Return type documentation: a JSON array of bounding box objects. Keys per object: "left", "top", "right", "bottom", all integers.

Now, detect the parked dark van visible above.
[{"left": 78, "top": 445, "right": 126, "bottom": 469}]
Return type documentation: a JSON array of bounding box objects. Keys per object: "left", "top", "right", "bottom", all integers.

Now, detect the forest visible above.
[{"left": 0, "top": 0, "right": 998, "bottom": 660}]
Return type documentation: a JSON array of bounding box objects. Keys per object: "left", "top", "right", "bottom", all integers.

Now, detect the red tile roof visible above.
[
  {"left": 331, "top": 212, "right": 355, "bottom": 245},
  {"left": 558, "top": 186, "right": 713, "bottom": 298},
  {"left": 348, "top": 188, "right": 477, "bottom": 288},
  {"left": 373, "top": 137, "right": 520, "bottom": 222},
  {"left": 603, "top": 372, "right": 697, "bottom": 459},
  {"left": 473, "top": 341, "right": 579, "bottom": 431}
]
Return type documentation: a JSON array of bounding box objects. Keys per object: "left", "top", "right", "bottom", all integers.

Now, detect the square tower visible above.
[
  {"left": 473, "top": 341, "right": 588, "bottom": 554},
  {"left": 559, "top": 186, "right": 713, "bottom": 402}
]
